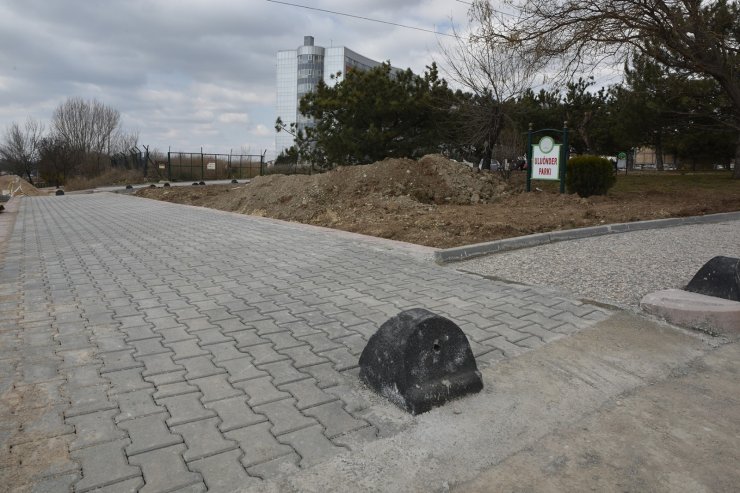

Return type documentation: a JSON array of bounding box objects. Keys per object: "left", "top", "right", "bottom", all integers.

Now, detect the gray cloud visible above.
[{"left": 0, "top": 0, "right": 470, "bottom": 158}]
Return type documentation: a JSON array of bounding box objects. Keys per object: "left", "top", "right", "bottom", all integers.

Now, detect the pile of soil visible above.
[
  {"left": 0, "top": 175, "right": 47, "bottom": 196},
  {"left": 135, "top": 155, "right": 740, "bottom": 248}
]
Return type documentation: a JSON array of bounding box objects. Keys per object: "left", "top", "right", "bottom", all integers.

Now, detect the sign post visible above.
[{"left": 526, "top": 122, "right": 569, "bottom": 193}]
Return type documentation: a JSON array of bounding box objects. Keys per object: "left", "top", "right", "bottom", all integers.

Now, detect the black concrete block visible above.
[
  {"left": 55, "top": 190, "right": 65, "bottom": 196},
  {"left": 163, "top": 182, "right": 170, "bottom": 187},
  {"left": 359, "top": 308, "right": 483, "bottom": 415},
  {"left": 686, "top": 256, "right": 740, "bottom": 301},
  {"left": 125, "top": 184, "right": 133, "bottom": 189}
]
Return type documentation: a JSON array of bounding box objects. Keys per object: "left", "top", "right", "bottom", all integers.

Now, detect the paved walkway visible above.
[{"left": 0, "top": 194, "right": 611, "bottom": 492}]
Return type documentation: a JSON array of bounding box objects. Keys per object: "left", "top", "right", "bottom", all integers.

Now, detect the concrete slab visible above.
[{"left": 641, "top": 289, "right": 740, "bottom": 337}]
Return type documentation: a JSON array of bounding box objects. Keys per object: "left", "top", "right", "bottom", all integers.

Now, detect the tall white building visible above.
[{"left": 275, "top": 36, "right": 385, "bottom": 155}]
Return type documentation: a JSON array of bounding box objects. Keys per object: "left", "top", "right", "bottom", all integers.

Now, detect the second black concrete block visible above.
[{"left": 359, "top": 308, "right": 483, "bottom": 415}]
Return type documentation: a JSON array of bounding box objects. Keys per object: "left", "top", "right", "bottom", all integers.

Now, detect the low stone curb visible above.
[{"left": 435, "top": 211, "right": 740, "bottom": 264}]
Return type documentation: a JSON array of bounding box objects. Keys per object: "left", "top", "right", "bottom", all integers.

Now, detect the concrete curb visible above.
[{"left": 435, "top": 211, "right": 740, "bottom": 264}]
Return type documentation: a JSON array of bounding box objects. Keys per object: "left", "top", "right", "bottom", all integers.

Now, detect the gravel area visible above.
[{"left": 454, "top": 220, "right": 740, "bottom": 309}]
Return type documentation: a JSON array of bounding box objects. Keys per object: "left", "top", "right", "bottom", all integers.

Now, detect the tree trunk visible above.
[
  {"left": 655, "top": 131, "right": 664, "bottom": 171},
  {"left": 734, "top": 131, "right": 740, "bottom": 179}
]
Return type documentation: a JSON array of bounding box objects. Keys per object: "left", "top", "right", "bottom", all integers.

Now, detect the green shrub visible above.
[{"left": 565, "top": 155, "right": 616, "bottom": 197}]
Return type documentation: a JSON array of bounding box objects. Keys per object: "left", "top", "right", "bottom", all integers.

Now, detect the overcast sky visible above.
[{"left": 0, "top": 0, "right": 480, "bottom": 159}]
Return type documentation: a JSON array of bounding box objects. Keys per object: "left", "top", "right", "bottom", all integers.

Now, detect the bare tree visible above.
[
  {"left": 52, "top": 97, "right": 121, "bottom": 155},
  {"left": 439, "top": 2, "right": 538, "bottom": 170},
  {"left": 0, "top": 117, "right": 45, "bottom": 184},
  {"left": 472, "top": 0, "right": 740, "bottom": 178},
  {"left": 109, "top": 128, "right": 139, "bottom": 155}
]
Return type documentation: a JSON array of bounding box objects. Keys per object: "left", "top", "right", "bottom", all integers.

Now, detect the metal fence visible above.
[{"left": 166, "top": 150, "right": 265, "bottom": 181}]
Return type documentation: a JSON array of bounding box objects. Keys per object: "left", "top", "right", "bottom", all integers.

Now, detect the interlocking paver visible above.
[
  {"left": 115, "top": 389, "right": 165, "bottom": 422},
  {"left": 278, "top": 424, "right": 347, "bottom": 468},
  {"left": 106, "top": 368, "right": 154, "bottom": 395},
  {"left": 189, "top": 374, "right": 244, "bottom": 403},
  {"left": 127, "top": 444, "right": 204, "bottom": 493},
  {"left": 4, "top": 195, "right": 612, "bottom": 491},
  {"left": 302, "top": 362, "right": 348, "bottom": 389},
  {"left": 118, "top": 412, "right": 183, "bottom": 457},
  {"left": 204, "top": 396, "right": 267, "bottom": 432},
  {"left": 67, "top": 409, "right": 126, "bottom": 450},
  {"left": 279, "top": 379, "right": 338, "bottom": 410},
  {"left": 172, "top": 417, "right": 239, "bottom": 461},
  {"left": 225, "top": 421, "right": 294, "bottom": 467},
  {"left": 65, "top": 384, "right": 117, "bottom": 417},
  {"left": 236, "top": 376, "right": 292, "bottom": 406},
  {"left": 71, "top": 439, "right": 142, "bottom": 492},
  {"left": 302, "top": 401, "right": 369, "bottom": 438},
  {"left": 165, "top": 339, "right": 209, "bottom": 361},
  {"left": 158, "top": 393, "right": 216, "bottom": 427},
  {"left": 181, "top": 355, "right": 226, "bottom": 380},
  {"left": 188, "top": 449, "right": 262, "bottom": 492},
  {"left": 254, "top": 398, "right": 317, "bottom": 436},
  {"left": 238, "top": 343, "right": 289, "bottom": 366}
]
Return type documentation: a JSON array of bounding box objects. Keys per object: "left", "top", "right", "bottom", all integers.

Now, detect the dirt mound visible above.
[
  {"left": 135, "top": 155, "right": 740, "bottom": 248},
  {"left": 0, "top": 175, "right": 47, "bottom": 196}
]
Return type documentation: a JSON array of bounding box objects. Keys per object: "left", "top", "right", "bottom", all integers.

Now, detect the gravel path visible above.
[{"left": 454, "top": 220, "right": 740, "bottom": 309}]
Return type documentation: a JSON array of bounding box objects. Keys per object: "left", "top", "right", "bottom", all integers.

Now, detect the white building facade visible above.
[{"left": 275, "top": 36, "right": 385, "bottom": 155}]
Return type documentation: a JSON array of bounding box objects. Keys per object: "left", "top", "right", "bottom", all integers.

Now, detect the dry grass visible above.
[{"left": 64, "top": 168, "right": 146, "bottom": 191}]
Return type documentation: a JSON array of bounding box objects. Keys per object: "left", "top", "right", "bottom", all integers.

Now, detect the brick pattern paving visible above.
[{"left": 0, "top": 195, "right": 610, "bottom": 491}]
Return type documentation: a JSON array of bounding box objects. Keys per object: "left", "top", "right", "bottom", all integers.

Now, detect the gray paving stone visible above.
[
  {"left": 324, "top": 384, "right": 371, "bottom": 414},
  {"left": 217, "top": 356, "right": 268, "bottom": 383},
  {"left": 99, "top": 350, "right": 142, "bottom": 374},
  {"left": 520, "top": 323, "right": 564, "bottom": 343},
  {"left": 230, "top": 329, "right": 264, "bottom": 348},
  {"left": 106, "top": 368, "right": 154, "bottom": 395},
  {"left": 127, "top": 444, "right": 203, "bottom": 493},
  {"left": 239, "top": 343, "right": 289, "bottom": 366},
  {"left": 65, "top": 365, "right": 107, "bottom": 388},
  {"left": 159, "top": 393, "right": 216, "bottom": 427},
  {"left": 188, "top": 449, "right": 262, "bottom": 492},
  {"left": 485, "top": 336, "right": 529, "bottom": 357},
  {"left": 146, "top": 371, "right": 189, "bottom": 390},
  {"left": 278, "top": 424, "right": 347, "bottom": 468},
  {"left": 115, "top": 389, "right": 165, "bottom": 422},
  {"left": 262, "top": 331, "right": 305, "bottom": 350},
  {"left": 302, "top": 401, "right": 369, "bottom": 438},
  {"left": 256, "top": 360, "right": 309, "bottom": 386},
  {"left": 31, "top": 472, "right": 85, "bottom": 493},
  {"left": 172, "top": 417, "right": 239, "bottom": 461},
  {"left": 65, "top": 384, "right": 117, "bottom": 417},
  {"left": 330, "top": 425, "right": 378, "bottom": 450},
  {"left": 71, "top": 439, "right": 141, "bottom": 493},
  {"left": 253, "top": 398, "right": 317, "bottom": 436},
  {"left": 138, "top": 353, "right": 184, "bottom": 377},
  {"left": 246, "top": 452, "right": 301, "bottom": 480},
  {"left": 303, "top": 362, "right": 347, "bottom": 389},
  {"left": 278, "top": 345, "right": 329, "bottom": 369},
  {"left": 298, "top": 333, "right": 342, "bottom": 353},
  {"left": 67, "top": 409, "right": 126, "bottom": 450},
  {"left": 279, "top": 379, "right": 338, "bottom": 410},
  {"left": 318, "top": 347, "right": 359, "bottom": 371},
  {"left": 180, "top": 355, "right": 226, "bottom": 381},
  {"left": 130, "top": 337, "right": 169, "bottom": 358},
  {"left": 166, "top": 339, "right": 209, "bottom": 361},
  {"left": 235, "top": 376, "right": 292, "bottom": 407},
  {"left": 94, "top": 335, "right": 130, "bottom": 353},
  {"left": 225, "top": 422, "right": 294, "bottom": 468},
  {"left": 204, "top": 396, "right": 267, "bottom": 432},
  {"left": 203, "top": 341, "right": 244, "bottom": 363},
  {"left": 189, "top": 374, "right": 243, "bottom": 403},
  {"left": 121, "top": 325, "right": 158, "bottom": 342}
]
